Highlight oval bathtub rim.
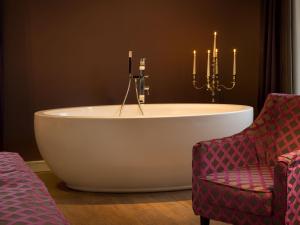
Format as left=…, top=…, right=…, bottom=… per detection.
left=34, top=103, right=253, bottom=120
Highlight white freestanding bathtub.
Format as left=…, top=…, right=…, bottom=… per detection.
left=34, top=104, right=253, bottom=192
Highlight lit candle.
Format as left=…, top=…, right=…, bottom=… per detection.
left=213, top=32, right=217, bottom=57
left=207, top=50, right=211, bottom=76
left=233, top=49, right=237, bottom=75
left=129, top=50, right=132, bottom=74
left=193, top=50, right=197, bottom=75
left=215, top=49, right=218, bottom=74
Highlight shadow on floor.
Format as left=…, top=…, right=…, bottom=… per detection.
left=37, top=171, right=192, bottom=205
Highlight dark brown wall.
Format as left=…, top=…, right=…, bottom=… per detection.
left=3, top=0, right=261, bottom=160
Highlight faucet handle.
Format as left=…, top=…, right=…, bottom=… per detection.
left=144, top=86, right=150, bottom=95
left=139, top=58, right=146, bottom=71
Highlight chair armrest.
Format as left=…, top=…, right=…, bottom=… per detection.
left=192, top=131, right=258, bottom=178
left=278, top=150, right=300, bottom=166
left=276, top=150, right=300, bottom=224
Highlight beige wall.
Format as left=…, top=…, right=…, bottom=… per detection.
left=3, top=0, right=261, bottom=160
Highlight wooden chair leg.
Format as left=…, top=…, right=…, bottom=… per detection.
left=200, top=216, right=210, bottom=225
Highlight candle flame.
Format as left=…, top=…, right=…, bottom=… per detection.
left=208, top=50, right=211, bottom=53
left=129, top=50, right=132, bottom=57
left=216, top=49, right=218, bottom=53
left=214, top=31, right=217, bottom=36
left=193, top=50, right=196, bottom=54
left=233, top=49, right=237, bottom=53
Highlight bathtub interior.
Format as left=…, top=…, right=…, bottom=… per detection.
left=37, top=104, right=252, bottom=118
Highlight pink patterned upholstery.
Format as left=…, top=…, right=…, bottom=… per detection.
left=193, top=93, right=300, bottom=224
left=0, top=152, right=70, bottom=225
left=205, top=164, right=273, bottom=193
left=278, top=150, right=300, bottom=224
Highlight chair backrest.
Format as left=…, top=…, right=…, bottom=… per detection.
left=247, top=93, right=300, bottom=165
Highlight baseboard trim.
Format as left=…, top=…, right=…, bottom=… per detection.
left=26, top=160, right=50, bottom=172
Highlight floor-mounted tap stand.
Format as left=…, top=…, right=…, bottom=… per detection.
left=119, top=51, right=149, bottom=116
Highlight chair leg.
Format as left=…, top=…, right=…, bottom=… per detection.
left=200, top=216, right=210, bottom=225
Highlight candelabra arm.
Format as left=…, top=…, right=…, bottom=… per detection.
left=193, top=82, right=206, bottom=90
left=218, top=81, right=236, bottom=90
left=192, top=74, right=206, bottom=90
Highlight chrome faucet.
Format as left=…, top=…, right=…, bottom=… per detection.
left=119, top=51, right=150, bottom=116
left=138, top=58, right=150, bottom=104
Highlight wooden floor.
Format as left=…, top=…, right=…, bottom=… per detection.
left=37, top=171, right=230, bottom=225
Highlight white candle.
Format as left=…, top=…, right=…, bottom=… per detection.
left=215, top=49, right=218, bottom=74
left=213, top=32, right=217, bottom=57
left=193, top=50, right=197, bottom=75
left=207, top=50, right=211, bottom=76
left=233, top=49, right=237, bottom=75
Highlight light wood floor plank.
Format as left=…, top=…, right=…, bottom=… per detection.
left=37, top=171, right=230, bottom=225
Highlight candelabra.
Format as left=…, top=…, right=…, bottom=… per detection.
left=192, top=32, right=237, bottom=103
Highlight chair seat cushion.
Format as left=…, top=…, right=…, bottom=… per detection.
left=197, top=164, right=274, bottom=216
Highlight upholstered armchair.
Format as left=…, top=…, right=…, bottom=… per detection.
left=192, top=93, right=300, bottom=225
